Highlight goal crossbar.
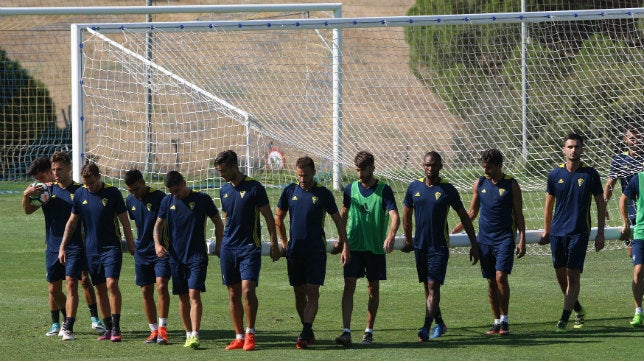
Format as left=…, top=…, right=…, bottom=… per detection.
left=73, top=7, right=644, bottom=33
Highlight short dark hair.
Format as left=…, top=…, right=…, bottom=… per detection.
left=164, top=170, right=185, bottom=188
left=481, top=148, right=503, bottom=166
left=50, top=151, right=71, bottom=166
left=563, top=133, right=584, bottom=146
left=27, top=157, right=51, bottom=177
left=213, top=150, right=238, bottom=168
left=354, top=151, right=374, bottom=169
left=295, top=156, right=315, bottom=171
left=124, top=169, right=144, bottom=186
left=424, top=151, right=443, bottom=165
left=626, top=122, right=642, bottom=134
left=80, top=163, right=100, bottom=178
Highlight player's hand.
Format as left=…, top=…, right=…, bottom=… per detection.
left=340, top=247, right=350, bottom=267
left=269, top=243, right=281, bottom=262
left=383, top=237, right=395, bottom=254
left=594, top=233, right=605, bottom=252
left=400, top=242, right=413, bottom=253
left=469, top=245, right=480, bottom=265
left=24, top=183, right=41, bottom=198
left=330, top=242, right=343, bottom=255
left=515, top=242, right=526, bottom=259
left=155, top=243, right=168, bottom=258
left=620, top=226, right=632, bottom=241
left=58, top=247, right=67, bottom=264
left=538, top=232, right=550, bottom=245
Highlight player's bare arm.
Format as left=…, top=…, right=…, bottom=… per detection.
left=210, top=211, right=224, bottom=257
left=511, top=179, right=527, bottom=258
left=274, top=207, right=289, bottom=257
left=401, top=205, right=414, bottom=253
left=539, top=193, right=555, bottom=245
left=383, top=209, right=400, bottom=254
left=259, top=204, right=280, bottom=262
left=58, top=212, right=80, bottom=264
left=451, top=179, right=480, bottom=234
left=153, top=217, right=168, bottom=258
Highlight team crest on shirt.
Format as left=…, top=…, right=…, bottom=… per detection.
left=101, top=198, right=108, bottom=206
left=82, top=199, right=88, bottom=205
left=434, top=192, right=441, bottom=200
left=312, top=196, right=318, bottom=204
left=240, top=191, right=246, bottom=199
left=292, top=195, right=298, bottom=201
left=189, top=202, right=196, bottom=210
left=558, top=178, right=564, bottom=183
left=223, top=193, right=229, bottom=198
left=131, top=206, right=136, bottom=211
left=414, top=192, right=421, bottom=197
left=577, top=178, right=584, bottom=187
left=146, top=203, right=152, bottom=212
left=170, top=205, right=176, bottom=210
left=499, top=188, right=505, bottom=196
left=481, top=189, right=487, bottom=194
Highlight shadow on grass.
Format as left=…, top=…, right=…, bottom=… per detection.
left=247, top=317, right=643, bottom=351
left=117, top=316, right=642, bottom=351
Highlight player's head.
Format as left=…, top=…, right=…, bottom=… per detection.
left=481, top=148, right=504, bottom=178
left=125, top=169, right=148, bottom=200
left=562, top=132, right=584, bottom=162
left=214, top=150, right=240, bottom=182
left=164, top=170, right=189, bottom=199
left=80, top=163, right=102, bottom=193
left=295, top=156, right=316, bottom=190
left=354, top=151, right=375, bottom=184
left=423, top=151, right=443, bottom=179
left=50, top=151, right=72, bottom=184
left=27, top=157, right=53, bottom=183
left=563, top=132, right=584, bottom=147
left=625, top=122, right=643, bottom=153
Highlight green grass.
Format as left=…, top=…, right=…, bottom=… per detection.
left=1, top=192, right=640, bottom=361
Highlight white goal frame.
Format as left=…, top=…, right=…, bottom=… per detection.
left=64, top=3, right=343, bottom=184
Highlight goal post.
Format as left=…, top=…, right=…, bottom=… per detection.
left=71, top=8, right=644, bottom=250
left=63, top=3, right=344, bottom=182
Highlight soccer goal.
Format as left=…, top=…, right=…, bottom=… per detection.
left=71, top=8, right=644, bottom=250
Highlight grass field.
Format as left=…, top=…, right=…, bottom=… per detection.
left=1, top=191, right=641, bottom=361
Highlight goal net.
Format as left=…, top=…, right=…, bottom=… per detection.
left=0, top=4, right=340, bottom=183
left=73, top=8, right=644, bottom=252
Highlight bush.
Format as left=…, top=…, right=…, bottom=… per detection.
left=0, top=49, right=57, bottom=179
left=405, top=0, right=644, bottom=170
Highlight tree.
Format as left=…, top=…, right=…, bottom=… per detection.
left=0, top=49, right=57, bottom=178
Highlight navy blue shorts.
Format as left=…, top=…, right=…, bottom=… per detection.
left=45, top=250, right=65, bottom=283
left=64, top=248, right=87, bottom=281
left=414, top=248, right=449, bottom=285
left=343, top=250, right=387, bottom=281
left=86, top=248, right=123, bottom=285
left=220, top=245, right=262, bottom=286
left=478, top=241, right=515, bottom=279
left=287, top=247, right=327, bottom=286
left=135, top=255, right=171, bottom=287
left=550, top=234, right=589, bottom=272
left=632, top=239, right=644, bottom=266
left=170, top=261, right=207, bottom=295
